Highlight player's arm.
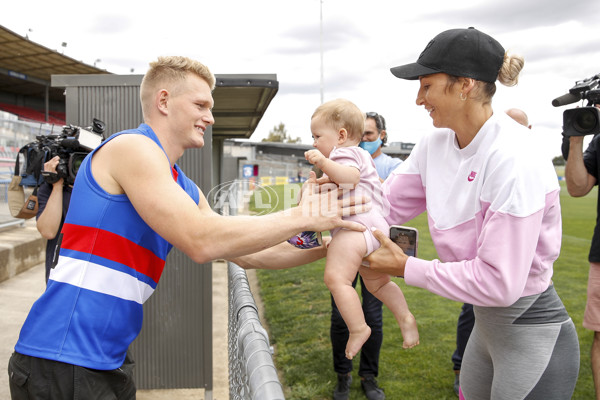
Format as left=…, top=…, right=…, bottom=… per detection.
left=94, top=135, right=366, bottom=264
left=231, top=240, right=328, bottom=270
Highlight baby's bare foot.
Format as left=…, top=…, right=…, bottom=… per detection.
left=345, top=325, right=371, bottom=359
left=400, top=313, right=419, bottom=349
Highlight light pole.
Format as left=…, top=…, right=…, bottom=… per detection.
left=320, top=0, right=324, bottom=104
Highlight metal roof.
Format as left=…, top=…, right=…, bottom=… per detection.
left=0, top=25, right=109, bottom=103
left=212, top=75, right=278, bottom=138
left=0, top=25, right=279, bottom=139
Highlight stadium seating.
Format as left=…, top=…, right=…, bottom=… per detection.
left=0, top=102, right=65, bottom=125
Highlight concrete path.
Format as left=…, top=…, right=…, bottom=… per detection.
left=0, top=261, right=46, bottom=400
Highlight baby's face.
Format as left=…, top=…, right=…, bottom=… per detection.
left=310, top=116, right=340, bottom=158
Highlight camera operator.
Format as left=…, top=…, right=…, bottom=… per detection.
left=35, top=155, right=72, bottom=283
left=564, top=103, right=600, bottom=400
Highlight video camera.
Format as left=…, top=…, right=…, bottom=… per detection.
left=552, top=73, right=600, bottom=137
left=28, top=118, right=106, bottom=186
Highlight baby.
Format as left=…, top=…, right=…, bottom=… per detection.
left=305, top=98, right=419, bottom=359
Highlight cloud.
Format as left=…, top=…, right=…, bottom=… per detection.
left=278, top=81, right=320, bottom=96
left=3, top=0, right=599, bottom=162
left=275, top=61, right=368, bottom=96
left=420, top=0, right=600, bottom=32
left=88, top=14, right=133, bottom=35
left=272, top=19, right=367, bottom=55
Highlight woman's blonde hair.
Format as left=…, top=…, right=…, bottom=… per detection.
left=497, top=52, right=524, bottom=87
left=446, top=52, right=524, bottom=104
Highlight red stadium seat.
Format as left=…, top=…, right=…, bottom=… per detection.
left=0, top=102, right=65, bottom=125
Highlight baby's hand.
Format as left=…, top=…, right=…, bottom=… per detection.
left=305, top=149, right=325, bottom=167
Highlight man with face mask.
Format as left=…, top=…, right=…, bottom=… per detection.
left=360, top=112, right=402, bottom=181
left=330, top=112, right=401, bottom=400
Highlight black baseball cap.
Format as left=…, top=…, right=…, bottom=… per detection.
left=390, top=27, right=505, bottom=83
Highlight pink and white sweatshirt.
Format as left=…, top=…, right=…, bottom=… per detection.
left=382, top=112, right=561, bottom=307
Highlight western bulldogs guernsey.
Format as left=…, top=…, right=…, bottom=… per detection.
left=15, top=124, right=199, bottom=370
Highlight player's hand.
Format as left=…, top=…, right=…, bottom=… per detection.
left=295, top=175, right=370, bottom=232
left=316, top=175, right=333, bottom=186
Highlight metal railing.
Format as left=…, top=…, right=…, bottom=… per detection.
left=0, top=219, right=25, bottom=230
left=228, top=263, right=284, bottom=400
left=217, top=180, right=285, bottom=400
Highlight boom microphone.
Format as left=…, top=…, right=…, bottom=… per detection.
left=60, top=137, right=80, bottom=148
left=552, top=92, right=582, bottom=107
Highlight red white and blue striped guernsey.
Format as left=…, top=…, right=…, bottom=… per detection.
left=15, top=123, right=200, bottom=370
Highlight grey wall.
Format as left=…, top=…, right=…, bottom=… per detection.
left=52, top=74, right=144, bottom=135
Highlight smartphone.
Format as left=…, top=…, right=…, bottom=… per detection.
left=390, top=225, right=418, bottom=257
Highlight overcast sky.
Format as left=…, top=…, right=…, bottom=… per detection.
left=5, top=0, right=600, bottom=160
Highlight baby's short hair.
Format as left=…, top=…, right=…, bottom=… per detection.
left=311, top=99, right=365, bottom=141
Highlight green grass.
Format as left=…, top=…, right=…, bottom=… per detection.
left=248, top=183, right=301, bottom=215
left=250, top=181, right=597, bottom=399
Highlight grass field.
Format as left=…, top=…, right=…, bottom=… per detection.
left=249, top=179, right=596, bottom=399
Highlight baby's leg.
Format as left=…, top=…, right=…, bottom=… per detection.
left=325, top=230, right=370, bottom=360
left=360, top=267, right=420, bottom=348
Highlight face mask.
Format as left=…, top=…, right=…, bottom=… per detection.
left=359, top=138, right=382, bottom=155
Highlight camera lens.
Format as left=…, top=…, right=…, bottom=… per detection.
left=72, top=157, right=83, bottom=174
left=68, top=153, right=88, bottom=179
left=575, top=108, right=599, bottom=134
left=563, top=107, right=600, bottom=137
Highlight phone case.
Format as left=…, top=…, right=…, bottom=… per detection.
left=287, top=231, right=323, bottom=249
left=390, top=225, right=418, bottom=257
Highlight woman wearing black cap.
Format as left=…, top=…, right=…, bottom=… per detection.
left=364, top=27, right=580, bottom=399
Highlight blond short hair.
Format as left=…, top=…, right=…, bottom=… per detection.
left=311, top=99, right=364, bottom=141
left=140, top=56, right=215, bottom=117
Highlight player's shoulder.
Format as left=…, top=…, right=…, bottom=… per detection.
left=107, top=131, right=156, bottom=146
left=100, top=132, right=162, bottom=157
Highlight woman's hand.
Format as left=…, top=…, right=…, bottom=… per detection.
left=363, top=228, right=409, bottom=277
left=322, top=234, right=332, bottom=248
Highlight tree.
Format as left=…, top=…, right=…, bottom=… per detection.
left=552, top=155, right=566, bottom=166
left=262, top=122, right=301, bottom=143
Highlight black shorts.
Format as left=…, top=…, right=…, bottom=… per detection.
left=8, top=351, right=136, bottom=400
